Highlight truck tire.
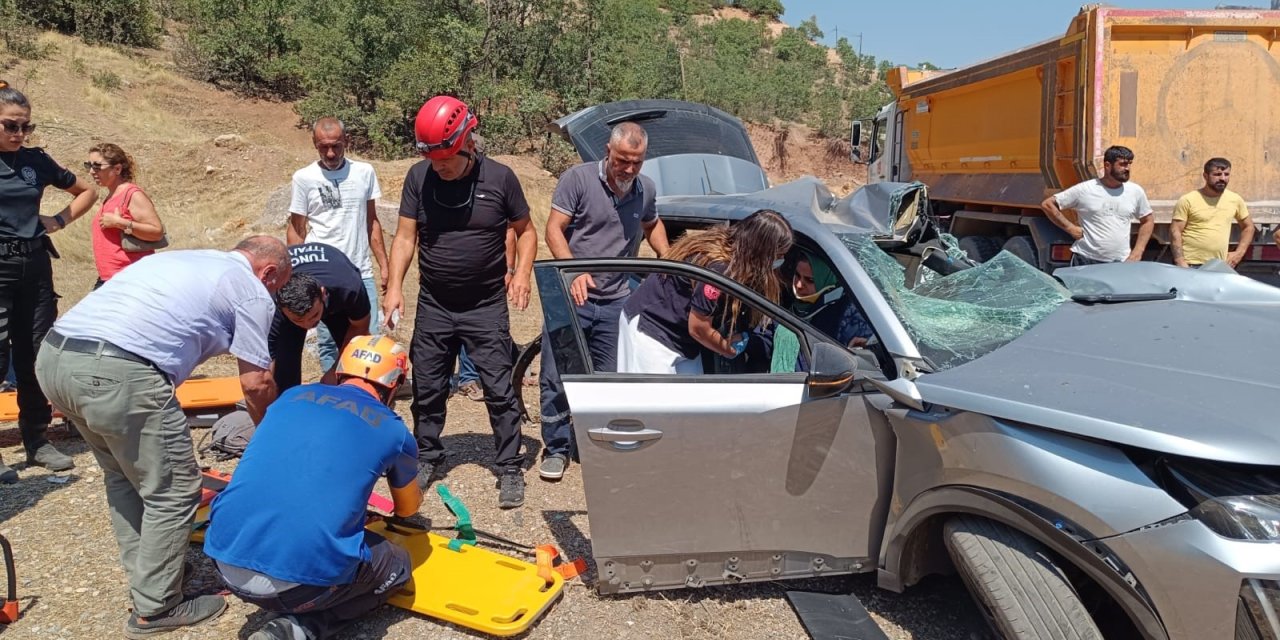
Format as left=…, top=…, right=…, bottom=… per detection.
left=944, top=515, right=1103, bottom=640
left=958, top=236, right=1002, bottom=263
left=1002, top=236, right=1039, bottom=268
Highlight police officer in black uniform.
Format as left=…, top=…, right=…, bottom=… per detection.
left=383, top=96, right=537, bottom=509
left=0, top=81, right=98, bottom=482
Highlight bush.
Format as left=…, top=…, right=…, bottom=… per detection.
left=0, top=3, right=45, bottom=58
left=91, top=69, right=122, bottom=91
left=16, top=0, right=159, bottom=47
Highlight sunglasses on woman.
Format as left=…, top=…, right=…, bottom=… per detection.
left=83, top=161, right=115, bottom=171
left=0, top=120, right=35, bottom=135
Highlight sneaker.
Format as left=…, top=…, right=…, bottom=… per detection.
left=0, top=456, right=16, bottom=484
left=26, top=442, right=74, bottom=472
left=538, top=455, right=567, bottom=481
left=497, top=468, right=525, bottom=509
left=457, top=380, right=483, bottom=402
left=124, top=594, right=226, bottom=638
left=249, top=616, right=310, bottom=640
left=416, top=460, right=439, bottom=492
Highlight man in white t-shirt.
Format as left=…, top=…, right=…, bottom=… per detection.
left=287, top=117, right=388, bottom=371
left=1041, top=145, right=1154, bottom=265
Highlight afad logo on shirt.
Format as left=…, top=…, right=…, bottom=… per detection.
left=702, top=283, right=721, bottom=301
left=20, top=167, right=37, bottom=187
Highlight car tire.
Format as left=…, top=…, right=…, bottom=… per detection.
left=1002, top=236, right=1040, bottom=268
left=958, top=236, right=1002, bottom=263
left=944, top=515, right=1103, bottom=640
left=511, top=338, right=541, bottom=426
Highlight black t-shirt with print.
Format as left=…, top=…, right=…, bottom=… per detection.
left=398, top=155, right=530, bottom=307
left=285, top=242, right=371, bottom=322
left=624, top=260, right=727, bottom=359
left=0, top=147, right=76, bottom=239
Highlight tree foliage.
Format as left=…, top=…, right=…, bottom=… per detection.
left=10, top=0, right=158, bottom=47
left=20, top=0, right=895, bottom=157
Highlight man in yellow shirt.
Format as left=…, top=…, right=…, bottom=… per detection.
left=1171, top=157, right=1254, bottom=268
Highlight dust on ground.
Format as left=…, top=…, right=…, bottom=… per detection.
left=0, top=32, right=984, bottom=640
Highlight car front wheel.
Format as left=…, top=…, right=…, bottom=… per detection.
left=944, top=515, right=1103, bottom=640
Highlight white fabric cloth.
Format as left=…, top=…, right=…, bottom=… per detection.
left=616, top=311, right=702, bottom=375
left=1054, top=179, right=1152, bottom=263
left=289, top=160, right=382, bottom=278
left=53, top=250, right=275, bottom=384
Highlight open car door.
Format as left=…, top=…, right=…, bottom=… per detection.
left=535, top=258, right=896, bottom=594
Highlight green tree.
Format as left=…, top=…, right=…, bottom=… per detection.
left=797, top=15, right=823, bottom=41
left=735, top=0, right=782, bottom=19
left=15, top=0, right=158, bottom=47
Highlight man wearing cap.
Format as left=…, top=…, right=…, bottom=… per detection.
left=383, top=95, right=537, bottom=509
left=535, top=121, right=668, bottom=481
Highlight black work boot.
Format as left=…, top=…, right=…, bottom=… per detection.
left=497, top=467, right=525, bottom=509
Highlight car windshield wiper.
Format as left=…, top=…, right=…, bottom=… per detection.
left=1071, top=288, right=1177, bottom=305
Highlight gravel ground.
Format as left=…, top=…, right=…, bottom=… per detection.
left=0, top=382, right=990, bottom=640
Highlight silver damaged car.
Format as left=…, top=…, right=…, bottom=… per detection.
left=537, top=100, right=1280, bottom=640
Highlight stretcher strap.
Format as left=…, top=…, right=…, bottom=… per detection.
left=534, top=544, right=587, bottom=585
left=436, top=485, right=477, bottom=551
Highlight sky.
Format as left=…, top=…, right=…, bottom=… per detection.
left=780, top=0, right=1260, bottom=69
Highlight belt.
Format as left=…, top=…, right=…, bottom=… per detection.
left=0, top=237, right=46, bottom=257
left=44, top=329, right=154, bottom=367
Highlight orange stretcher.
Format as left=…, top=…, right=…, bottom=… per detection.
left=0, top=376, right=243, bottom=422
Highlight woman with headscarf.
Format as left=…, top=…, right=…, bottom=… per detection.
left=772, top=250, right=876, bottom=372
left=617, top=208, right=793, bottom=374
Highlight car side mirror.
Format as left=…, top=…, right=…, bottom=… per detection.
left=806, top=341, right=858, bottom=400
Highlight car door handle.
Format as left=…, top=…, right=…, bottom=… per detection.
left=587, top=423, right=663, bottom=450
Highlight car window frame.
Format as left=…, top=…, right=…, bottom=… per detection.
left=534, top=257, right=878, bottom=384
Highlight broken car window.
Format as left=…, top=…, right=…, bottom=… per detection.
left=840, top=234, right=1071, bottom=370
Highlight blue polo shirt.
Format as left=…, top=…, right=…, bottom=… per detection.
left=205, top=383, right=418, bottom=586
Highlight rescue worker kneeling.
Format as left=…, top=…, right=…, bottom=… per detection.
left=205, top=336, right=421, bottom=640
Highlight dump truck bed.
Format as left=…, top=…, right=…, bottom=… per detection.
left=894, top=6, right=1280, bottom=226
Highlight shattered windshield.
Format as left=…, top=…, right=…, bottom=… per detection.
left=840, top=234, right=1072, bottom=370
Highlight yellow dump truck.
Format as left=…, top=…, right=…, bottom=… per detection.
left=859, top=4, right=1280, bottom=280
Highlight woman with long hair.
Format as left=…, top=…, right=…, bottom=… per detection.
left=618, top=208, right=793, bottom=374
left=87, top=143, right=165, bottom=287
left=0, top=80, right=97, bottom=482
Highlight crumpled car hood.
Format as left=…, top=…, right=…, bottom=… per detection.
left=915, top=297, right=1280, bottom=465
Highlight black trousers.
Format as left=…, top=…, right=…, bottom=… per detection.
left=269, top=314, right=351, bottom=394
left=225, top=531, right=410, bottom=640
left=411, top=290, right=522, bottom=469
left=0, top=247, right=57, bottom=449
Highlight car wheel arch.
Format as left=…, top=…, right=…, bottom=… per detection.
left=878, top=485, right=1168, bottom=640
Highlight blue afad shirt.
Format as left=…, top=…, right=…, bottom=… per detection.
left=205, top=383, right=418, bottom=586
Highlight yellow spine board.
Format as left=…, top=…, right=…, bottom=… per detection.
left=367, top=520, right=564, bottom=637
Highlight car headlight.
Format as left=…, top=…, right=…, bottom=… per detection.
left=1162, top=459, right=1280, bottom=542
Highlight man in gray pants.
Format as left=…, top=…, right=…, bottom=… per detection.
left=35, top=236, right=288, bottom=638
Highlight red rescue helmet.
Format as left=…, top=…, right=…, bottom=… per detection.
left=414, top=96, right=477, bottom=160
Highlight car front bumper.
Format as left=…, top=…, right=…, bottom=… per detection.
left=1105, top=517, right=1280, bottom=640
